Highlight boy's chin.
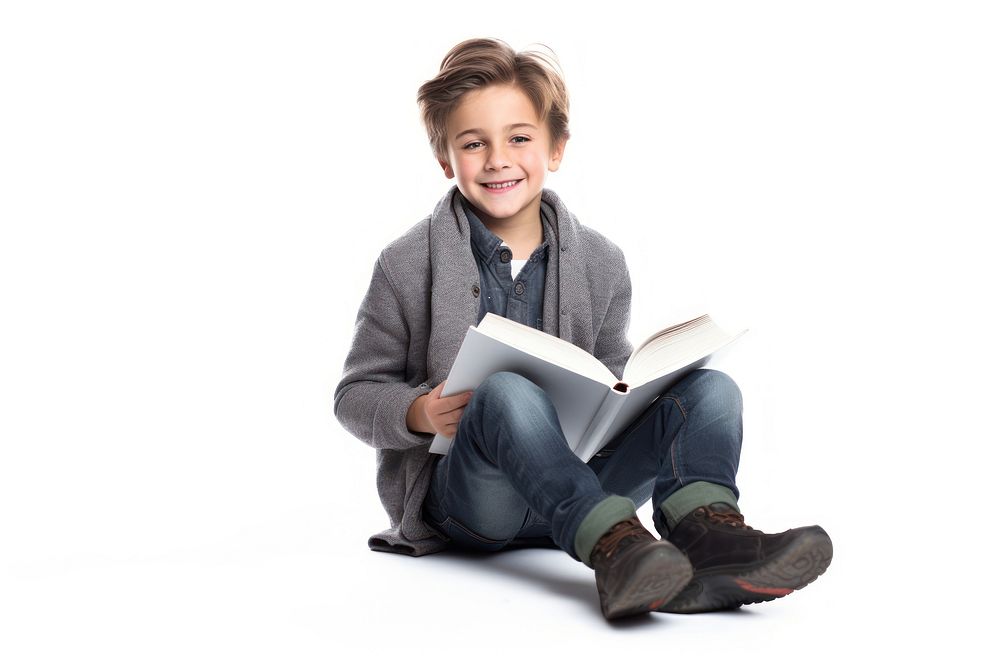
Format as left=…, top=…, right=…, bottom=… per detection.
left=468, top=200, right=524, bottom=223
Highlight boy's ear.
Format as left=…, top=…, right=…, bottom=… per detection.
left=548, top=133, right=569, bottom=172
left=437, top=156, right=455, bottom=179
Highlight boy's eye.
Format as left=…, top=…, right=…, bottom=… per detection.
left=463, top=136, right=531, bottom=150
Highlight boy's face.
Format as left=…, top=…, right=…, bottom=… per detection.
left=438, top=84, right=567, bottom=229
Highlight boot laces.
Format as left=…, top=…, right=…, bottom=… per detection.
left=701, top=505, right=755, bottom=531
left=596, top=518, right=647, bottom=559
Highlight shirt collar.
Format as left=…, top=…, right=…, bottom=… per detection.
left=460, top=194, right=552, bottom=264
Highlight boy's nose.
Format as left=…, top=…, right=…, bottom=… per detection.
left=484, top=146, right=512, bottom=170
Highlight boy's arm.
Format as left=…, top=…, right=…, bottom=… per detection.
left=334, top=254, right=434, bottom=450
left=593, top=249, right=634, bottom=380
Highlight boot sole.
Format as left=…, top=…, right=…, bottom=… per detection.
left=658, top=526, right=833, bottom=614
left=602, top=545, right=694, bottom=620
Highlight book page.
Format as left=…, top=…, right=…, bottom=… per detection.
left=622, top=315, right=748, bottom=387
left=476, top=313, right=618, bottom=385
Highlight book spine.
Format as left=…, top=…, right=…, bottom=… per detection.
left=575, top=384, right=629, bottom=462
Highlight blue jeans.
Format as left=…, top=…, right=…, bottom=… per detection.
left=422, top=368, right=743, bottom=562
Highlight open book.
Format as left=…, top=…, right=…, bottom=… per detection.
left=428, top=313, right=748, bottom=462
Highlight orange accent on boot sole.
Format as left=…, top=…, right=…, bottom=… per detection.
left=735, top=579, right=793, bottom=596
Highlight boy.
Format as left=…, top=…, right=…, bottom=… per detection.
left=334, top=37, right=833, bottom=620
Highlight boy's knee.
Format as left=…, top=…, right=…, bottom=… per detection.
left=474, top=371, right=542, bottom=410
left=469, top=371, right=556, bottom=447
left=688, top=368, right=743, bottom=412
left=480, top=370, right=533, bottom=392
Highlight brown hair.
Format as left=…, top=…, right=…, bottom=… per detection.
left=417, top=38, right=570, bottom=162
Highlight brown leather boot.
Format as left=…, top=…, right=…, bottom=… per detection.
left=657, top=503, right=833, bottom=613
left=590, top=516, right=693, bottom=620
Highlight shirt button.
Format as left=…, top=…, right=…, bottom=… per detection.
left=514, top=282, right=525, bottom=295
left=499, top=249, right=512, bottom=263
left=471, top=284, right=480, bottom=297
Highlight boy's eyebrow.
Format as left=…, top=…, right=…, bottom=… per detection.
left=454, top=123, right=538, bottom=141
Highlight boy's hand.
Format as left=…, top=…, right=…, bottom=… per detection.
left=413, top=381, right=474, bottom=438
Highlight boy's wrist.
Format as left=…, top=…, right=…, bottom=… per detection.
left=406, top=393, right=434, bottom=435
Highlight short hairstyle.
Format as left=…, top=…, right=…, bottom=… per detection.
left=417, top=38, right=571, bottom=162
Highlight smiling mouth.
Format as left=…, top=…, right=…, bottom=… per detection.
left=481, top=179, right=523, bottom=192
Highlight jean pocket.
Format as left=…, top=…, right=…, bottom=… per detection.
left=439, top=516, right=511, bottom=552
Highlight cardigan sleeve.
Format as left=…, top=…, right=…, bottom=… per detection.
left=334, top=253, right=434, bottom=451
left=593, top=248, right=634, bottom=381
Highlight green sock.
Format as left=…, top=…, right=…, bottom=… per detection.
left=573, top=495, right=636, bottom=568
left=658, top=481, right=739, bottom=533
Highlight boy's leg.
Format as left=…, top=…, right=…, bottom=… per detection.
left=588, top=368, right=832, bottom=613
left=587, top=368, right=743, bottom=529
left=422, top=370, right=693, bottom=619
left=424, top=370, right=637, bottom=560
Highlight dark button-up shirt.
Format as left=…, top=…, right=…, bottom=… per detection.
left=461, top=195, right=551, bottom=330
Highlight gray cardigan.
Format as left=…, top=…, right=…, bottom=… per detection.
left=333, top=184, right=634, bottom=556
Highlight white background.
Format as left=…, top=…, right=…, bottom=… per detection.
left=1, top=1, right=997, bottom=664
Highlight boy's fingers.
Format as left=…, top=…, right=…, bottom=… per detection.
left=445, top=409, right=465, bottom=432
left=441, top=392, right=473, bottom=411
left=452, top=390, right=473, bottom=404
left=433, top=404, right=466, bottom=422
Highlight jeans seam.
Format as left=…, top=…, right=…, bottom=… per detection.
left=664, top=394, right=688, bottom=486
left=598, top=393, right=667, bottom=459
left=518, top=507, right=541, bottom=532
